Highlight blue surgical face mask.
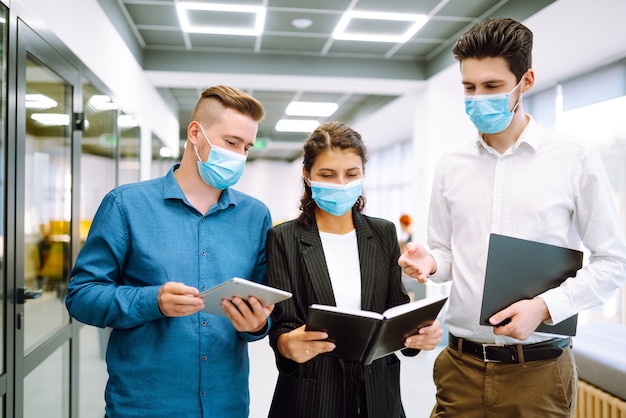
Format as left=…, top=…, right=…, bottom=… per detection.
left=464, top=79, right=523, bottom=134
left=194, top=124, right=246, bottom=190
left=309, top=178, right=363, bottom=217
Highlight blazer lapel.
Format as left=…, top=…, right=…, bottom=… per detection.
left=353, top=212, right=387, bottom=312
left=299, top=223, right=337, bottom=306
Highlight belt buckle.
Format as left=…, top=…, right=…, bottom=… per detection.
left=481, top=343, right=504, bottom=362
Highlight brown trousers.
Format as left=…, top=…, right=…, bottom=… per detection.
left=430, top=345, right=577, bottom=417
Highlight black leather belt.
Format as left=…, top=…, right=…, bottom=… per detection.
left=448, top=333, right=571, bottom=363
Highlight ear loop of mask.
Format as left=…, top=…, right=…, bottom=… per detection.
left=194, top=124, right=212, bottom=163
left=509, top=74, right=526, bottom=114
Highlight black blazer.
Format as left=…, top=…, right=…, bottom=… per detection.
left=266, top=210, right=417, bottom=418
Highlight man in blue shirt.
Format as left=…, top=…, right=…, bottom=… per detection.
left=66, top=85, right=273, bottom=418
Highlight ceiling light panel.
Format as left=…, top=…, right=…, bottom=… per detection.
left=176, top=2, right=266, bottom=36
left=333, top=11, right=428, bottom=43
left=31, top=113, right=70, bottom=126
left=87, top=95, right=118, bottom=112
left=118, top=114, right=139, bottom=128
left=25, top=94, right=57, bottom=110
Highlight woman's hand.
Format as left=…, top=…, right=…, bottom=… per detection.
left=277, top=324, right=336, bottom=363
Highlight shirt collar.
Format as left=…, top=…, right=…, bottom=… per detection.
left=474, top=115, right=540, bottom=156
left=164, top=164, right=184, bottom=200
left=163, top=163, right=239, bottom=211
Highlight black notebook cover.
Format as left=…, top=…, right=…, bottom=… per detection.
left=305, top=296, right=448, bottom=365
left=479, top=234, right=583, bottom=336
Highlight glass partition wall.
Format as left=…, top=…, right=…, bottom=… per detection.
left=22, top=52, right=73, bottom=418
left=1, top=8, right=144, bottom=417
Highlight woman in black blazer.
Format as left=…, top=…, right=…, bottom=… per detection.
left=266, top=122, right=442, bottom=418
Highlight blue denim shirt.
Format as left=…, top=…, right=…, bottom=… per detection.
left=66, top=164, right=272, bottom=418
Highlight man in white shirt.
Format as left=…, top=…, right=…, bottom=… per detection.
left=399, top=17, right=626, bottom=418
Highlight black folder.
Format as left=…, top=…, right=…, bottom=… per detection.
left=479, top=234, right=583, bottom=336
left=306, top=296, right=448, bottom=365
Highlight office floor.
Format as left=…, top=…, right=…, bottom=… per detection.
left=76, top=325, right=441, bottom=418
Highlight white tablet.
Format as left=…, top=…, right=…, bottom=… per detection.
left=200, top=277, right=292, bottom=317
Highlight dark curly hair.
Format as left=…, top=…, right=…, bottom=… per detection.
left=298, top=121, right=368, bottom=227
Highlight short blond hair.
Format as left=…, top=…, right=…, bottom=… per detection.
left=191, top=85, right=264, bottom=125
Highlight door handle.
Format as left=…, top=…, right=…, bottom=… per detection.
left=16, top=287, right=44, bottom=304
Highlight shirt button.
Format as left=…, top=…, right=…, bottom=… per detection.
left=202, top=355, right=207, bottom=361
left=201, top=391, right=206, bottom=396
left=201, top=250, right=206, bottom=256
left=202, top=320, right=207, bottom=326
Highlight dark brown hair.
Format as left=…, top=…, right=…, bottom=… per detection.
left=191, top=85, right=264, bottom=124
left=298, top=121, right=367, bottom=227
left=452, top=18, right=533, bottom=82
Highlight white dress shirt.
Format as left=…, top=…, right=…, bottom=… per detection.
left=428, top=116, right=626, bottom=344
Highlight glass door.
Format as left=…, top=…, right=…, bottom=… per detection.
left=13, top=20, right=80, bottom=418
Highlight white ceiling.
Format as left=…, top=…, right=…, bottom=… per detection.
left=98, top=0, right=559, bottom=160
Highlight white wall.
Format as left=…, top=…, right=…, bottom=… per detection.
left=236, top=159, right=303, bottom=224
left=402, top=66, right=474, bottom=243
left=527, top=0, right=626, bottom=93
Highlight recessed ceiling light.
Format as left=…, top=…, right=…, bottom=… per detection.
left=176, top=2, right=266, bottom=36
left=26, top=94, right=57, bottom=110
left=87, top=95, right=118, bottom=111
left=118, top=114, right=138, bottom=128
left=291, top=18, right=313, bottom=30
left=31, top=113, right=70, bottom=126
left=286, top=101, right=338, bottom=117
left=275, top=119, right=320, bottom=133
left=332, top=11, right=428, bottom=43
